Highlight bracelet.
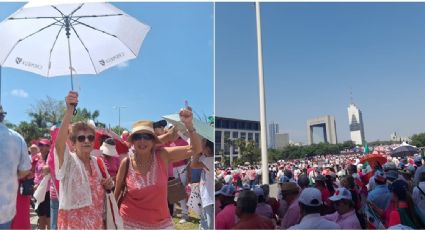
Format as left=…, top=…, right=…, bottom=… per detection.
left=187, top=128, right=196, bottom=133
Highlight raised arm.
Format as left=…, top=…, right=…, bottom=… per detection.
left=162, top=107, right=202, bottom=163
left=55, top=91, right=78, bottom=169
left=157, top=126, right=179, bottom=144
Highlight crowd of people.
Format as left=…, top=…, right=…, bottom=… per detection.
left=0, top=91, right=214, bottom=230
left=215, top=151, right=425, bottom=229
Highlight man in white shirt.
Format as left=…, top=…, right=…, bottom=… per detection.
left=191, top=139, right=214, bottom=230
left=289, top=188, right=341, bottom=229
left=0, top=106, right=31, bottom=228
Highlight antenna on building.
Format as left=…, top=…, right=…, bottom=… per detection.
left=350, top=86, right=353, bottom=105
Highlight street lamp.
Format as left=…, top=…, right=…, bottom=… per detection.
left=113, top=106, right=127, bottom=128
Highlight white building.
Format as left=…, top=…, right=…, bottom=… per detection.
left=390, top=132, right=411, bottom=143
left=215, top=116, right=260, bottom=164
left=307, top=115, right=338, bottom=145
left=268, top=122, right=279, bottom=148
left=275, top=133, right=289, bottom=149
left=347, top=103, right=365, bottom=145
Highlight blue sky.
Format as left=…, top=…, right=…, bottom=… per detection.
left=216, top=2, right=425, bottom=143
left=1, top=2, right=213, bottom=130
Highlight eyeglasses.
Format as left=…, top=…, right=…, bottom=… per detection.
left=132, top=133, right=154, bottom=141
left=77, top=135, right=95, bottom=143
left=38, top=144, right=50, bottom=147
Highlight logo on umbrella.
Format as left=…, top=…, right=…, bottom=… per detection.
left=15, top=57, right=42, bottom=70
left=98, top=52, right=125, bottom=67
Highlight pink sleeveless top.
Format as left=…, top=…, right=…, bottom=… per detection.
left=120, top=149, right=173, bottom=229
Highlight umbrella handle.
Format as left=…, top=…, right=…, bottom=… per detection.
left=71, top=103, right=77, bottom=115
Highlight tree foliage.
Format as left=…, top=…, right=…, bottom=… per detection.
left=111, top=126, right=126, bottom=136
left=7, top=96, right=105, bottom=145
left=233, top=139, right=260, bottom=166
left=411, top=133, right=425, bottom=147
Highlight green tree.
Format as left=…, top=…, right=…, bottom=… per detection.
left=111, top=126, right=126, bottom=136
left=29, top=96, right=65, bottom=127
left=15, top=121, right=44, bottom=144
left=233, top=139, right=260, bottom=166
left=411, top=133, right=425, bottom=147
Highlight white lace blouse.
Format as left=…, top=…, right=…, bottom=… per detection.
left=54, top=145, right=102, bottom=210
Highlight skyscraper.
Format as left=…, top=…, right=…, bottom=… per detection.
left=347, top=103, right=365, bottom=145
left=268, top=122, right=279, bottom=149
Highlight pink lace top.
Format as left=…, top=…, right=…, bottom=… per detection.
left=119, top=149, right=173, bottom=229
left=57, top=159, right=105, bottom=229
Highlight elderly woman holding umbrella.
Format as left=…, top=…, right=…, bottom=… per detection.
left=54, top=91, right=114, bottom=229
left=114, top=105, right=202, bottom=229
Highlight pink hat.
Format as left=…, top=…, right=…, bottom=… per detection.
left=38, top=138, right=51, bottom=145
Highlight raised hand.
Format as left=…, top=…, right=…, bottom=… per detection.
left=179, top=106, right=193, bottom=129
left=65, top=91, right=78, bottom=111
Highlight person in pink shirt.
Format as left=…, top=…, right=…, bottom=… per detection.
left=324, top=187, right=361, bottom=229
left=215, top=185, right=237, bottom=229
left=115, top=108, right=201, bottom=229
left=99, top=138, right=121, bottom=181
left=34, top=139, right=51, bottom=229
left=280, top=182, right=301, bottom=229
left=46, top=126, right=60, bottom=229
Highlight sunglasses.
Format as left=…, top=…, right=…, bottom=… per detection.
left=132, top=133, right=154, bottom=141
left=77, top=135, right=95, bottom=143
left=38, top=144, right=50, bottom=147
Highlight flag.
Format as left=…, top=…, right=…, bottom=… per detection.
left=364, top=143, right=369, bottom=154
left=362, top=161, right=374, bottom=184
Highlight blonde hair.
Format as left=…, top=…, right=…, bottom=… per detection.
left=69, top=122, right=96, bottom=143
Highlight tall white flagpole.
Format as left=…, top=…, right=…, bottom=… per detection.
left=256, top=2, right=269, bottom=184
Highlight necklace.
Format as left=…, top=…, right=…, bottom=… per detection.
left=133, top=153, right=153, bottom=176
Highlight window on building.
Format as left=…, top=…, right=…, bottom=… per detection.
left=215, top=131, right=222, bottom=151
left=223, top=120, right=229, bottom=129
left=232, top=132, right=238, bottom=139
left=230, top=120, right=237, bottom=129
left=240, top=132, right=246, bottom=140
left=248, top=133, right=253, bottom=141
left=255, top=133, right=259, bottom=145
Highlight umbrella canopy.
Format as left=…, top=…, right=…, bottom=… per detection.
left=391, top=145, right=418, bottom=157
left=0, top=2, right=150, bottom=84
left=360, top=154, right=387, bottom=170
left=162, top=113, right=213, bottom=142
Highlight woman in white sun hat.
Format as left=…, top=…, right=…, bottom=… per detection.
left=99, top=138, right=121, bottom=183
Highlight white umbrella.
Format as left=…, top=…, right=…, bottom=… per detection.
left=162, top=113, right=214, bottom=142
left=0, top=1, right=150, bottom=104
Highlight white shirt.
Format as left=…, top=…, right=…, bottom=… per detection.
left=289, top=213, right=341, bottom=229
left=54, top=145, right=103, bottom=210
left=0, top=124, right=31, bottom=224
left=199, top=155, right=214, bottom=208
left=413, top=181, right=425, bottom=217
left=224, top=174, right=232, bottom=184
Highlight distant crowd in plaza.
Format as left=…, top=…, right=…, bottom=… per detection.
left=0, top=91, right=214, bottom=230
left=215, top=150, right=425, bottom=229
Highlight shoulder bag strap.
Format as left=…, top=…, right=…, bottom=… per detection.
left=418, top=185, right=425, bottom=197
left=96, top=156, right=107, bottom=179
left=121, top=157, right=130, bottom=193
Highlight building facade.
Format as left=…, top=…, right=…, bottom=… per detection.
left=347, top=103, right=365, bottom=145
left=268, top=122, right=279, bottom=149
left=215, top=116, right=260, bottom=162
left=307, top=115, right=338, bottom=145
left=275, top=133, right=290, bottom=149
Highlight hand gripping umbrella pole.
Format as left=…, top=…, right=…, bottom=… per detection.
left=64, top=16, right=77, bottom=115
